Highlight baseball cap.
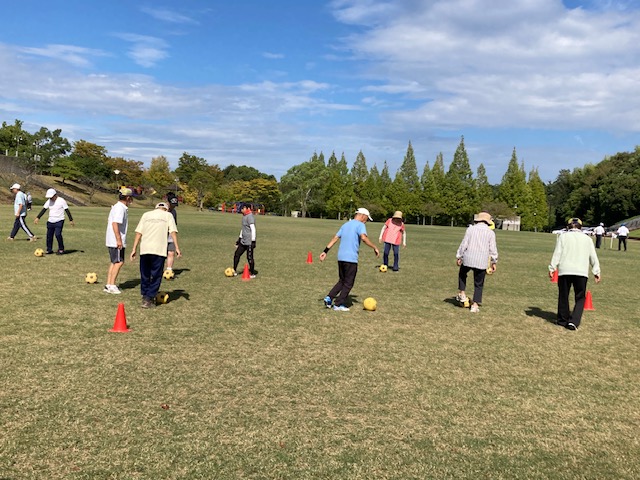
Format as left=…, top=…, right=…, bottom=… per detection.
left=155, top=202, right=169, bottom=210
left=355, top=207, right=373, bottom=221
left=118, top=187, right=133, bottom=199
left=10, top=183, right=20, bottom=190
left=45, top=188, right=57, bottom=198
left=169, top=196, right=178, bottom=205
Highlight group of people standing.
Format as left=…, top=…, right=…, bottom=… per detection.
left=105, top=188, right=181, bottom=308
left=593, top=222, right=630, bottom=251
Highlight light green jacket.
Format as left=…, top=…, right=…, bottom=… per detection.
left=549, top=229, right=601, bottom=278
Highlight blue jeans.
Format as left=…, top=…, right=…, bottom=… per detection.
left=139, top=254, right=166, bottom=300
left=383, top=242, right=400, bottom=271
left=46, top=220, right=65, bottom=252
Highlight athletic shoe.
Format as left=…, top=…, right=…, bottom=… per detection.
left=141, top=297, right=155, bottom=309
left=105, top=285, right=122, bottom=294
left=323, top=296, right=333, bottom=308
left=233, top=272, right=238, bottom=277
left=29, top=236, right=38, bottom=242
left=456, top=293, right=468, bottom=303
left=566, top=322, right=577, bottom=330
left=103, top=285, right=111, bottom=293
left=333, top=305, right=350, bottom=311
left=6, top=237, right=14, bottom=241
left=46, top=250, right=54, bottom=255
left=470, top=304, right=480, bottom=313
left=56, top=250, right=65, bottom=255
left=250, top=274, right=257, bottom=279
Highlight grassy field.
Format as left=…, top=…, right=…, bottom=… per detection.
left=1, top=205, right=639, bottom=479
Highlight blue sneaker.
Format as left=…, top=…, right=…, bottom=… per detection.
left=333, top=305, right=350, bottom=311
left=323, top=296, right=332, bottom=308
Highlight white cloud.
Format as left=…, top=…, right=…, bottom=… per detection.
left=16, top=44, right=108, bottom=68
left=140, top=6, right=199, bottom=25
left=263, top=52, right=285, bottom=59
left=113, top=33, right=169, bottom=68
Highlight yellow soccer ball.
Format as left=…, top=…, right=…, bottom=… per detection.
left=163, top=269, right=175, bottom=280
left=363, top=297, right=377, bottom=311
left=379, top=265, right=388, bottom=273
left=224, top=267, right=236, bottom=277
left=155, top=292, right=169, bottom=304
left=85, top=272, right=98, bottom=284
left=34, top=248, right=44, bottom=257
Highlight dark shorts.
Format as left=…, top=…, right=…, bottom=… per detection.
left=108, top=247, right=126, bottom=264
left=167, top=242, right=176, bottom=253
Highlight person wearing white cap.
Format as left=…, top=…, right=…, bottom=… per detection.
left=319, top=207, right=379, bottom=311
left=104, top=187, right=134, bottom=294
left=130, top=202, right=181, bottom=308
left=7, top=183, right=37, bottom=242
left=34, top=188, right=74, bottom=254
left=593, top=222, right=605, bottom=249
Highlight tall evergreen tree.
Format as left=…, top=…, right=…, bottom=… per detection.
left=527, top=167, right=549, bottom=232
left=476, top=163, right=494, bottom=208
left=399, top=141, right=420, bottom=192
left=443, top=136, right=476, bottom=225
left=325, top=151, right=352, bottom=219
left=351, top=150, right=369, bottom=202
left=498, top=148, right=530, bottom=224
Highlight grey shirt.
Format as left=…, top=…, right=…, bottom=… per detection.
left=240, top=212, right=256, bottom=245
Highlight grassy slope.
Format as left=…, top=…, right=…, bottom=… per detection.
left=0, top=206, right=639, bottom=479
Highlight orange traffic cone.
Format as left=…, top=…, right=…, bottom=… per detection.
left=306, top=251, right=313, bottom=264
left=551, top=270, right=558, bottom=283
left=241, top=263, right=251, bottom=281
left=584, top=290, right=594, bottom=311
left=110, top=303, right=130, bottom=332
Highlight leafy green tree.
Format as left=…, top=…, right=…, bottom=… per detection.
left=398, top=141, right=420, bottom=192
left=144, top=156, right=174, bottom=194
left=223, top=164, right=276, bottom=182
left=280, top=155, right=328, bottom=217
left=443, top=136, right=476, bottom=225
left=175, top=153, right=208, bottom=184
left=420, top=161, right=443, bottom=225
left=50, top=157, right=82, bottom=184
left=107, top=157, right=145, bottom=189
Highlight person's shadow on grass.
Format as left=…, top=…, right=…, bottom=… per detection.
left=525, top=306, right=558, bottom=325
left=172, top=268, right=190, bottom=278
left=443, top=297, right=461, bottom=307
left=119, top=278, right=141, bottom=290
left=169, top=289, right=189, bottom=302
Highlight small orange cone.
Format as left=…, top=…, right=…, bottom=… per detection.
left=306, top=251, right=313, bottom=264
left=551, top=270, right=558, bottom=283
left=584, top=290, right=594, bottom=311
left=110, top=303, right=130, bottom=332
left=241, top=263, right=251, bottom=281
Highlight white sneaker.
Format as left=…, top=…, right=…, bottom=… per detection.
left=109, top=285, right=122, bottom=294
left=333, top=305, right=350, bottom=311
left=470, top=304, right=480, bottom=313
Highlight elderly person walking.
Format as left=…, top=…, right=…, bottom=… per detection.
left=455, top=211, right=498, bottom=313
left=549, top=218, right=601, bottom=331
left=34, top=188, right=74, bottom=254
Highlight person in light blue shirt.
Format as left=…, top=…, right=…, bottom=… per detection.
left=319, top=208, right=380, bottom=311
left=7, top=183, right=36, bottom=241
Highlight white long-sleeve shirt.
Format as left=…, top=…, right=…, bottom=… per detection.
left=456, top=222, right=498, bottom=270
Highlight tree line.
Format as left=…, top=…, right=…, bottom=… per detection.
left=2, top=119, right=638, bottom=229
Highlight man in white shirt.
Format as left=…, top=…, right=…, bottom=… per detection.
left=104, top=188, right=133, bottom=294
left=34, top=188, right=74, bottom=254
left=593, top=223, right=605, bottom=249
left=617, top=223, right=630, bottom=251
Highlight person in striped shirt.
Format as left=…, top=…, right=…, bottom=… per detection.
left=455, top=211, right=498, bottom=313
left=379, top=210, right=406, bottom=271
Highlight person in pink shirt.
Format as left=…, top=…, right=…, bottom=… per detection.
left=379, top=210, right=406, bottom=271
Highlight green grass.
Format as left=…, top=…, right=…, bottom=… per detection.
left=1, top=206, right=639, bottom=479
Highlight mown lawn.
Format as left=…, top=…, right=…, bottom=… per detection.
left=1, top=205, right=639, bottom=479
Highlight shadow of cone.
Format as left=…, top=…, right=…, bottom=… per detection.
left=551, top=270, right=558, bottom=283
left=306, top=251, right=313, bottom=264
left=584, top=290, right=594, bottom=311
left=110, top=303, right=130, bottom=332
left=241, top=263, right=251, bottom=281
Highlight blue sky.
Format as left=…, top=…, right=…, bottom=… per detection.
left=2, top=0, right=640, bottom=183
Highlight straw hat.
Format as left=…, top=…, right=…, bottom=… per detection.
left=473, top=212, right=492, bottom=224
left=392, top=211, right=403, bottom=219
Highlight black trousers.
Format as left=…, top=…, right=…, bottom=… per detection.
left=328, top=261, right=358, bottom=307
left=46, top=220, right=65, bottom=252
left=595, top=235, right=602, bottom=249
left=10, top=216, right=34, bottom=239
left=458, top=265, right=487, bottom=305
left=557, top=275, right=588, bottom=327
left=233, top=243, right=255, bottom=274
left=618, top=236, right=627, bottom=251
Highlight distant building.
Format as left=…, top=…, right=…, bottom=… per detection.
left=502, top=216, right=521, bottom=231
